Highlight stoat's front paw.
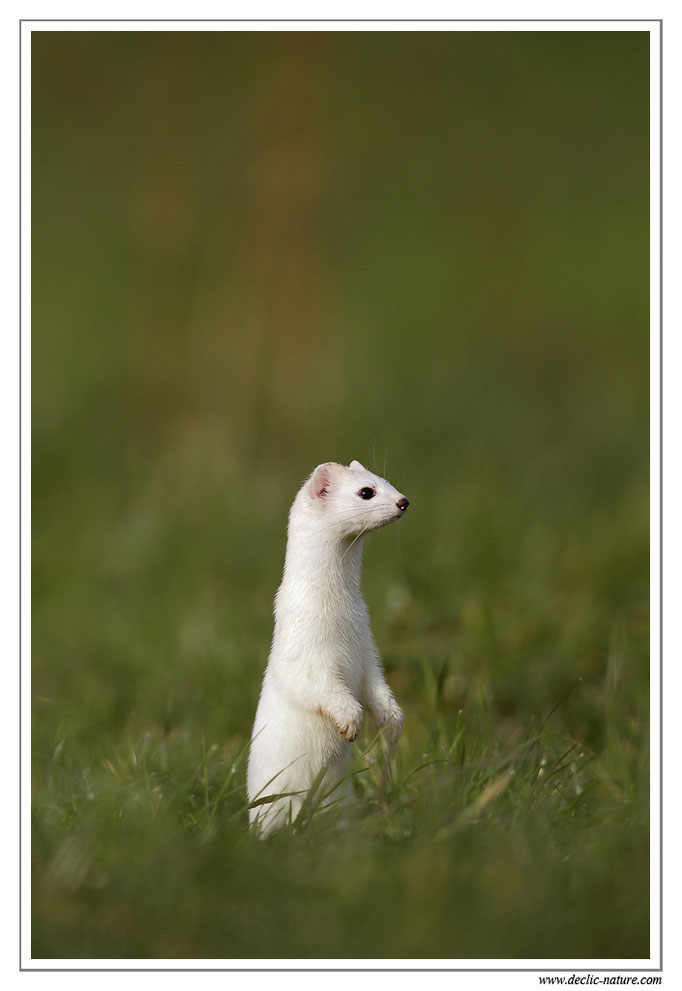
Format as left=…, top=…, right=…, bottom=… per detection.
left=372, top=695, right=403, bottom=748
left=332, top=700, right=364, bottom=743
left=383, top=698, right=403, bottom=748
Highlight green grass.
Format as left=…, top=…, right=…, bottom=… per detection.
left=32, top=634, right=649, bottom=959
left=31, top=29, right=650, bottom=959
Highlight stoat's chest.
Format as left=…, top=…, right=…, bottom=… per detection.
left=276, top=581, right=370, bottom=687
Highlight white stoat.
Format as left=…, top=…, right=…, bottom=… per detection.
left=247, top=459, right=409, bottom=836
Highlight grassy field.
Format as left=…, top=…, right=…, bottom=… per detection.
left=31, top=30, right=650, bottom=959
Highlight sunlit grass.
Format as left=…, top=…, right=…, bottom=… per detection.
left=32, top=626, right=649, bottom=959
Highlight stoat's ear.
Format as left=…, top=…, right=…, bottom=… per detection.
left=309, top=463, right=334, bottom=499
left=350, top=460, right=366, bottom=472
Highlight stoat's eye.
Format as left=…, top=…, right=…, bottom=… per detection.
left=358, top=487, right=376, bottom=500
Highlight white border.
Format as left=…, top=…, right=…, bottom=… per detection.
left=18, top=19, right=659, bottom=31
left=649, top=16, right=662, bottom=975
left=18, top=14, right=662, bottom=976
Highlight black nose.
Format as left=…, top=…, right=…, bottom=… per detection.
left=397, top=497, right=409, bottom=511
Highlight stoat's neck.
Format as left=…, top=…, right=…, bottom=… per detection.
left=280, top=524, right=365, bottom=602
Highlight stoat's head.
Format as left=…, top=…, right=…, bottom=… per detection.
left=299, top=459, right=409, bottom=539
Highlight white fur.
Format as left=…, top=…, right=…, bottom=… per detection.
left=247, top=459, right=408, bottom=836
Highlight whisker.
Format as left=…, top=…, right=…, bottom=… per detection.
left=395, top=515, right=404, bottom=569
left=341, top=523, right=371, bottom=563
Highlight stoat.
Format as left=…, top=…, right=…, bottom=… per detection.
left=247, top=460, right=409, bottom=836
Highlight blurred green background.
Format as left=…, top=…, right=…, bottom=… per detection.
left=32, top=30, right=650, bottom=960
